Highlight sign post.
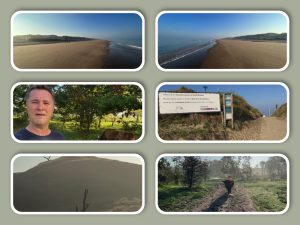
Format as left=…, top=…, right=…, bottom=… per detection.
left=223, top=93, right=234, bottom=129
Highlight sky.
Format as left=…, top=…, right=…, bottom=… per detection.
left=159, top=84, right=287, bottom=116
left=13, top=155, right=143, bottom=173
left=165, top=156, right=275, bottom=168
left=13, top=13, right=142, bottom=41
left=158, top=13, right=287, bottom=40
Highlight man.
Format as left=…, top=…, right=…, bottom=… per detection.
left=14, top=85, right=64, bottom=140
left=223, top=176, right=234, bottom=196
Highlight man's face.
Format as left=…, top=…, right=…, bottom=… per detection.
left=26, top=89, right=55, bottom=129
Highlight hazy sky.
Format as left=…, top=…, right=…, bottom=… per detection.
left=13, top=155, right=143, bottom=173
left=13, top=13, right=142, bottom=40
left=159, top=84, right=287, bottom=116
left=158, top=13, right=287, bottom=39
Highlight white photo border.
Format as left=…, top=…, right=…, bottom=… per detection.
left=155, top=10, right=290, bottom=72
left=11, top=81, right=145, bottom=144
left=11, top=10, right=145, bottom=72
left=155, top=153, right=290, bottom=215
left=155, top=82, right=290, bottom=143
left=11, top=153, right=145, bottom=215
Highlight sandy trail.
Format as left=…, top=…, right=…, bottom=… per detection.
left=201, top=39, right=287, bottom=69
left=13, top=40, right=109, bottom=69
left=194, top=184, right=255, bottom=212
left=229, top=117, right=287, bottom=141
left=259, top=117, right=287, bottom=140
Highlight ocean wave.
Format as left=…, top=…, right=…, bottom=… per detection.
left=127, top=44, right=142, bottom=50
left=159, top=41, right=215, bottom=66
left=115, top=42, right=142, bottom=50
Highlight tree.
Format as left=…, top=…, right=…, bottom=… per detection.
left=54, top=85, right=142, bottom=133
left=199, top=160, right=209, bottom=182
left=13, top=85, right=28, bottom=121
left=172, top=157, right=182, bottom=185
left=260, top=161, right=266, bottom=176
left=43, top=156, right=51, bottom=161
left=181, top=156, right=201, bottom=189
left=220, top=156, right=241, bottom=178
left=158, top=158, right=172, bottom=185
left=265, top=157, right=287, bottom=180
left=241, top=156, right=252, bottom=181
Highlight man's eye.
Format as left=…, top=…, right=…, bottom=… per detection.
left=43, top=102, right=50, bottom=105
left=31, top=101, right=39, bottom=104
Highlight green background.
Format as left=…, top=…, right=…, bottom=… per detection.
left=0, top=0, right=298, bottom=224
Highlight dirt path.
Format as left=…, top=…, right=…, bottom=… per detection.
left=228, top=117, right=287, bottom=141
left=193, top=184, right=255, bottom=212
left=259, top=117, right=287, bottom=140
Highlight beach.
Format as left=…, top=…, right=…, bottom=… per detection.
left=13, top=40, right=109, bottom=69
left=200, top=39, right=287, bottom=69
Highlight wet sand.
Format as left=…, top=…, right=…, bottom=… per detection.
left=13, top=40, right=109, bottom=69
left=200, top=39, right=287, bottom=69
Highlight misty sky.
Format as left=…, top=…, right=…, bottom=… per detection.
left=158, top=13, right=287, bottom=40
left=13, top=13, right=142, bottom=41
left=159, top=84, right=287, bottom=116
left=13, top=155, right=143, bottom=173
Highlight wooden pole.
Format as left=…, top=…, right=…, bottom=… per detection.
left=231, top=93, right=234, bottom=129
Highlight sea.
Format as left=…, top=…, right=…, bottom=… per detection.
left=158, top=38, right=216, bottom=69
left=105, top=38, right=143, bottom=69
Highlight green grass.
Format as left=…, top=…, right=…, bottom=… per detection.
left=158, top=181, right=218, bottom=212
left=13, top=117, right=142, bottom=140
left=241, top=180, right=287, bottom=212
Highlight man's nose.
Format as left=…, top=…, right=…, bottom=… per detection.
left=37, top=102, right=44, bottom=110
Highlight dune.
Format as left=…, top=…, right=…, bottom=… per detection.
left=13, top=156, right=142, bottom=212
left=13, top=40, right=109, bottom=69
left=200, top=39, right=287, bottom=69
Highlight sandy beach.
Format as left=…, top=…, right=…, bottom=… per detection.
left=13, top=40, right=109, bottom=69
left=200, top=39, right=287, bottom=69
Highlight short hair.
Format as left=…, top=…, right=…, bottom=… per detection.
left=25, top=85, right=55, bottom=103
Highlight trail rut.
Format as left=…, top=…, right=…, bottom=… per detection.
left=194, top=184, right=255, bottom=212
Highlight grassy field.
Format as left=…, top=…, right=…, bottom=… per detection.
left=13, top=116, right=142, bottom=140
left=158, top=180, right=218, bottom=212
left=241, top=180, right=287, bottom=212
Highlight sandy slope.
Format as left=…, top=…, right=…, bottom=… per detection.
left=201, top=39, right=287, bottom=69
left=13, top=40, right=109, bottom=69
left=13, top=156, right=142, bottom=212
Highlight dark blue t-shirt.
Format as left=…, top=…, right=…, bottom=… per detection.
left=14, top=128, right=64, bottom=140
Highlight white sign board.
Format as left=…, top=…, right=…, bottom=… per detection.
left=159, top=92, right=221, bottom=114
